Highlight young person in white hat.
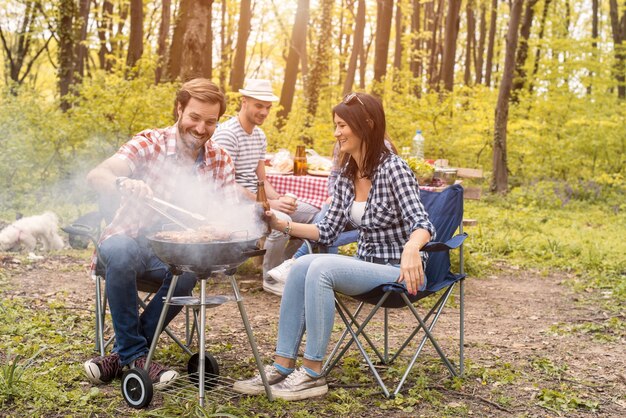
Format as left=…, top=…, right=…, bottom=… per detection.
left=213, top=79, right=319, bottom=295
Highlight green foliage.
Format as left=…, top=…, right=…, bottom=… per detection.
left=535, top=386, right=599, bottom=413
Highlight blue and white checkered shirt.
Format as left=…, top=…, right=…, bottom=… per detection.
left=316, top=153, right=435, bottom=261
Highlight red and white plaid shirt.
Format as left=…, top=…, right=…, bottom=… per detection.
left=90, top=124, right=236, bottom=276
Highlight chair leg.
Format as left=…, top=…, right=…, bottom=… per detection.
left=94, top=276, right=105, bottom=356
left=459, top=278, right=465, bottom=377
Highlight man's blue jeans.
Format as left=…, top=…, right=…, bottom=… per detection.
left=99, top=234, right=196, bottom=366
left=275, top=254, right=426, bottom=362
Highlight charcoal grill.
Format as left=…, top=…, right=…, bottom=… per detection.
left=120, top=231, right=273, bottom=408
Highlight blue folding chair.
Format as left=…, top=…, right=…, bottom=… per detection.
left=322, top=184, right=467, bottom=398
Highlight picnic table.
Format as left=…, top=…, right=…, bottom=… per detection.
left=266, top=173, right=330, bottom=209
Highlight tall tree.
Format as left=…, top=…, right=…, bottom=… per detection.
left=305, top=0, right=333, bottom=121
left=609, top=0, right=626, bottom=99
left=393, top=0, right=404, bottom=71
left=588, top=0, right=599, bottom=94
left=492, top=0, right=524, bottom=194
left=96, top=0, right=114, bottom=71
left=528, top=0, right=551, bottom=94
left=475, top=1, right=487, bottom=84
left=167, top=0, right=191, bottom=81
left=484, top=0, right=498, bottom=86
left=74, top=0, right=90, bottom=79
left=180, top=0, right=214, bottom=81
left=410, top=0, right=423, bottom=95
left=464, top=0, right=476, bottom=86
left=0, top=0, right=52, bottom=92
left=276, top=0, right=309, bottom=126
left=155, top=0, right=171, bottom=83
left=58, top=0, right=75, bottom=109
left=343, top=0, right=365, bottom=95
left=427, top=0, right=445, bottom=89
left=231, top=0, right=251, bottom=92
left=126, top=0, right=143, bottom=68
left=373, top=0, right=394, bottom=94
left=441, top=0, right=462, bottom=91
left=511, top=0, right=538, bottom=101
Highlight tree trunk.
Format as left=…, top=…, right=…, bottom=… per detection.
left=180, top=0, right=214, bottom=81
left=203, top=1, right=214, bottom=79
left=464, top=0, right=476, bottom=86
left=112, top=2, right=129, bottom=63
left=393, top=1, right=403, bottom=71
left=529, top=0, right=551, bottom=94
left=343, top=0, right=365, bottom=95
left=276, top=0, right=310, bottom=126
left=511, top=0, right=538, bottom=102
left=305, top=0, right=333, bottom=120
left=167, top=0, right=191, bottom=81
left=58, top=0, right=75, bottom=109
left=155, top=0, right=171, bottom=84
left=441, top=0, right=462, bottom=91
left=588, top=0, right=599, bottom=94
left=373, top=0, right=394, bottom=94
left=428, top=0, right=444, bottom=89
left=74, top=0, right=90, bottom=79
left=609, top=0, right=626, bottom=99
left=126, top=0, right=143, bottom=69
left=484, top=0, right=498, bottom=87
left=492, top=0, right=524, bottom=194
left=475, top=3, right=486, bottom=84
left=96, top=0, right=114, bottom=71
left=410, top=0, right=422, bottom=95
left=231, top=0, right=252, bottom=92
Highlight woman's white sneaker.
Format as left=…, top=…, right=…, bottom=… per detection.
left=233, top=365, right=288, bottom=395
left=270, top=367, right=328, bottom=400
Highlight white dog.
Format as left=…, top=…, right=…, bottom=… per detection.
left=0, top=211, right=64, bottom=252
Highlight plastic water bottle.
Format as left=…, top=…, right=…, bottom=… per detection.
left=411, top=129, right=425, bottom=159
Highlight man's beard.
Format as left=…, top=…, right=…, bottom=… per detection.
left=179, top=125, right=209, bottom=150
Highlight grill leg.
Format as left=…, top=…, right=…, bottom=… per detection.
left=228, top=275, right=273, bottom=401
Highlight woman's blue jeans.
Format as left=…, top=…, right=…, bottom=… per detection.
left=275, top=254, right=426, bottom=362
left=99, top=234, right=196, bottom=366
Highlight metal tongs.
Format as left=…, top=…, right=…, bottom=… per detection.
left=144, top=197, right=207, bottom=231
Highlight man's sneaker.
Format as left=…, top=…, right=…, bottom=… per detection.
left=84, top=353, right=122, bottom=384
left=268, top=258, right=294, bottom=284
left=233, top=365, right=289, bottom=395
left=270, top=367, right=328, bottom=401
left=132, top=356, right=178, bottom=386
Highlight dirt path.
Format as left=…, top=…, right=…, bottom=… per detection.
left=2, top=253, right=624, bottom=416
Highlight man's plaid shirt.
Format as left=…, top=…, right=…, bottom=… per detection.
left=90, top=125, right=236, bottom=276
left=316, top=153, right=436, bottom=261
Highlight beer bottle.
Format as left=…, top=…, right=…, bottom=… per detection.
left=256, top=180, right=271, bottom=233
left=293, top=145, right=308, bottom=176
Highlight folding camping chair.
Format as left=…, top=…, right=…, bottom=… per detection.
left=63, top=207, right=197, bottom=357
left=322, top=184, right=467, bottom=398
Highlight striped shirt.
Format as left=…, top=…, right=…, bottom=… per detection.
left=91, top=125, right=236, bottom=275
left=316, top=153, right=436, bottom=262
left=212, top=116, right=266, bottom=193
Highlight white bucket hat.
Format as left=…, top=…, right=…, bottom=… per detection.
left=239, top=79, right=279, bottom=102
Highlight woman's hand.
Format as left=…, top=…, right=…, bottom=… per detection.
left=398, top=241, right=424, bottom=295
left=264, top=210, right=282, bottom=231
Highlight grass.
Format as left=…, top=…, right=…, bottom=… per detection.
left=0, top=192, right=624, bottom=416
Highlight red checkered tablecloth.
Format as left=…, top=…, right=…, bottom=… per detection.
left=266, top=174, right=330, bottom=209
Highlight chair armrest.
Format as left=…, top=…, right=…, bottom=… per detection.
left=421, top=233, right=467, bottom=252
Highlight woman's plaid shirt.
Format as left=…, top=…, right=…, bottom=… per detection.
left=316, top=153, right=435, bottom=261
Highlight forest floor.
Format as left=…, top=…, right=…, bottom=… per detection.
left=0, top=252, right=625, bottom=417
